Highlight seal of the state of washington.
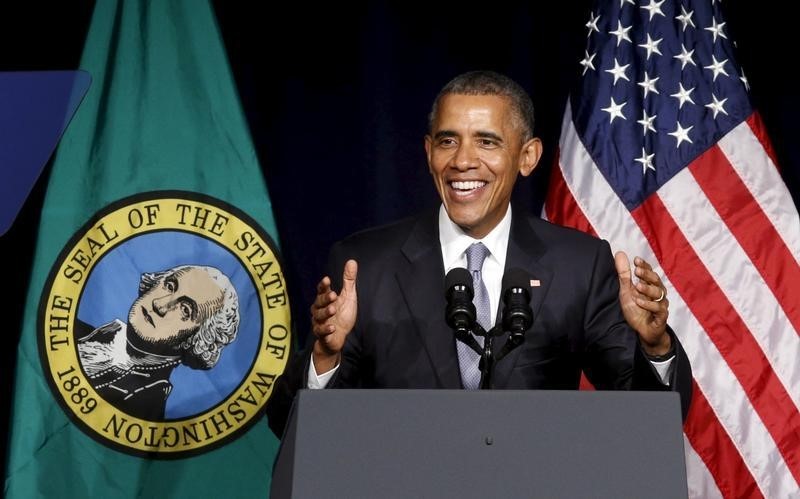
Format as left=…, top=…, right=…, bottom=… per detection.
left=38, top=191, right=291, bottom=457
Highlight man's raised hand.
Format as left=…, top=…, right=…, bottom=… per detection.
left=310, top=259, right=358, bottom=373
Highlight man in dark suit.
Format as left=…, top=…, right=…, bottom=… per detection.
left=266, top=71, right=691, bottom=436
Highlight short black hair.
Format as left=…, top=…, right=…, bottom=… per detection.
left=428, top=70, right=535, bottom=141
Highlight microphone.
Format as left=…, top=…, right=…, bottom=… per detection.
left=444, top=267, right=476, bottom=339
left=501, top=268, right=533, bottom=347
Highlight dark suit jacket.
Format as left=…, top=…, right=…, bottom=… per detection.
left=267, top=207, right=692, bottom=436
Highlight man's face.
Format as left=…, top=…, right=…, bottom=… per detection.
left=425, top=94, right=542, bottom=239
left=128, top=267, right=224, bottom=349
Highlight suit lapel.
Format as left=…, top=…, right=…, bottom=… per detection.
left=396, top=211, right=462, bottom=388
left=492, top=210, right=554, bottom=388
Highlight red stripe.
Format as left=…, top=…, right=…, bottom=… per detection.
left=689, top=146, right=800, bottom=335
left=746, top=113, right=781, bottom=172
left=684, top=382, right=763, bottom=499
left=632, top=195, right=800, bottom=484
left=578, top=371, right=596, bottom=390
left=546, top=153, right=597, bottom=236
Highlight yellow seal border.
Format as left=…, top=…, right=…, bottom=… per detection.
left=38, top=191, right=291, bottom=458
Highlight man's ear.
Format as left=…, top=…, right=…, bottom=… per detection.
left=424, top=135, right=433, bottom=174
left=519, top=137, right=543, bottom=177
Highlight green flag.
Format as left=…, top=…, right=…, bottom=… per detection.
left=5, top=1, right=290, bottom=497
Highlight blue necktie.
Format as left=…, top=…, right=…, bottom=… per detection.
left=456, top=242, right=491, bottom=389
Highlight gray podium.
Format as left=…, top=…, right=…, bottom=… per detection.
left=271, top=389, right=687, bottom=499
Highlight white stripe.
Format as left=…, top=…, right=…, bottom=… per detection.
left=659, top=167, right=800, bottom=411
left=557, top=108, right=798, bottom=498
left=718, top=121, right=800, bottom=265
left=684, top=436, right=724, bottom=499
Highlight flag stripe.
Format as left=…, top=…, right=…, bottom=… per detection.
left=683, top=382, right=762, bottom=499
left=692, top=140, right=800, bottom=335
left=683, top=435, right=724, bottom=499
left=660, top=165, right=800, bottom=409
left=633, top=194, right=800, bottom=485
left=746, top=113, right=782, bottom=177
left=556, top=113, right=799, bottom=498
left=544, top=151, right=597, bottom=236
left=721, top=118, right=800, bottom=264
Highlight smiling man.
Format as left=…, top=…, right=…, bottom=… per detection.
left=266, top=70, right=692, bottom=436
left=76, top=264, right=239, bottom=420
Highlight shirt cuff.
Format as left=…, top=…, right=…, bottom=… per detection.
left=650, top=356, right=675, bottom=385
left=307, top=359, right=339, bottom=389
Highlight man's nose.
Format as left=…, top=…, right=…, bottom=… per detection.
left=152, top=295, right=176, bottom=317
left=452, top=143, right=478, bottom=171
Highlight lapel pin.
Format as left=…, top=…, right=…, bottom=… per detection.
left=530, top=279, right=541, bottom=287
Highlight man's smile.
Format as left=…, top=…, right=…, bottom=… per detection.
left=448, top=180, right=487, bottom=198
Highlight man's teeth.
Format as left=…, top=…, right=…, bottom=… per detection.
left=451, top=180, right=485, bottom=190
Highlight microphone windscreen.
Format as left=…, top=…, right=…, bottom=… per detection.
left=445, top=267, right=473, bottom=292
left=502, top=267, right=530, bottom=296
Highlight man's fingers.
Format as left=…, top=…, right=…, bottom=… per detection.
left=311, top=303, right=336, bottom=322
left=312, top=322, right=336, bottom=337
left=636, top=281, right=665, bottom=301
left=342, top=259, right=358, bottom=293
left=634, top=265, right=663, bottom=288
left=316, top=276, right=332, bottom=294
left=633, top=256, right=653, bottom=271
left=635, top=295, right=669, bottom=314
left=614, top=251, right=632, bottom=284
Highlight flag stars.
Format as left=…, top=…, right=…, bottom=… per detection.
left=638, top=72, right=660, bottom=98
left=705, top=94, right=729, bottom=118
left=602, top=97, right=627, bottom=123
left=669, top=122, right=694, bottom=148
left=675, top=6, right=695, bottom=31
left=705, top=18, right=727, bottom=43
left=640, top=0, right=666, bottom=20
left=635, top=147, right=656, bottom=175
left=605, top=58, right=631, bottom=85
left=620, top=0, right=634, bottom=7
left=609, top=20, right=633, bottom=46
left=674, top=44, right=697, bottom=69
left=638, top=33, right=663, bottom=60
left=637, top=110, right=657, bottom=136
left=586, top=12, right=601, bottom=37
left=670, top=82, right=696, bottom=108
left=580, top=50, right=597, bottom=74
left=704, top=55, right=730, bottom=81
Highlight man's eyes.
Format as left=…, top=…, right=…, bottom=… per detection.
left=164, top=278, right=177, bottom=292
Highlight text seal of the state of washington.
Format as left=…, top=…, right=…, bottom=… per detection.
left=38, top=190, right=291, bottom=458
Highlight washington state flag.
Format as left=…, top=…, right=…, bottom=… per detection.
left=4, top=1, right=291, bottom=497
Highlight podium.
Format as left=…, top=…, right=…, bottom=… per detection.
left=271, top=389, right=687, bottom=498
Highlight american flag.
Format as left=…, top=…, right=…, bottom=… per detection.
left=544, top=1, right=800, bottom=497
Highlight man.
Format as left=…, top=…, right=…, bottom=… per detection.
left=76, top=264, right=240, bottom=420
left=266, top=71, right=691, bottom=436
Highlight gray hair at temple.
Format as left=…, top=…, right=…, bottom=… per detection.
left=428, top=70, right=536, bottom=142
left=139, top=265, right=239, bottom=370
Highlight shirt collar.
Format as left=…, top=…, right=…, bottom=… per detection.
left=438, top=204, right=511, bottom=271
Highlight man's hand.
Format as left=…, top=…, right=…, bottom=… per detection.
left=310, top=259, right=358, bottom=373
left=614, top=251, right=671, bottom=356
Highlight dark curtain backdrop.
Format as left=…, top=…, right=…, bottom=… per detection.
left=2, top=1, right=798, bottom=474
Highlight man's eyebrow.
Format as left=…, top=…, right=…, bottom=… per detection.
left=433, top=130, right=458, bottom=140
left=474, top=131, right=503, bottom=142
left=432, top=130, right=503, bottom=142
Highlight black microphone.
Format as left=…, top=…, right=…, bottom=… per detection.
left=501, top=268, right=533, bottom=347
left=444, top=267, right=476, bottom=339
